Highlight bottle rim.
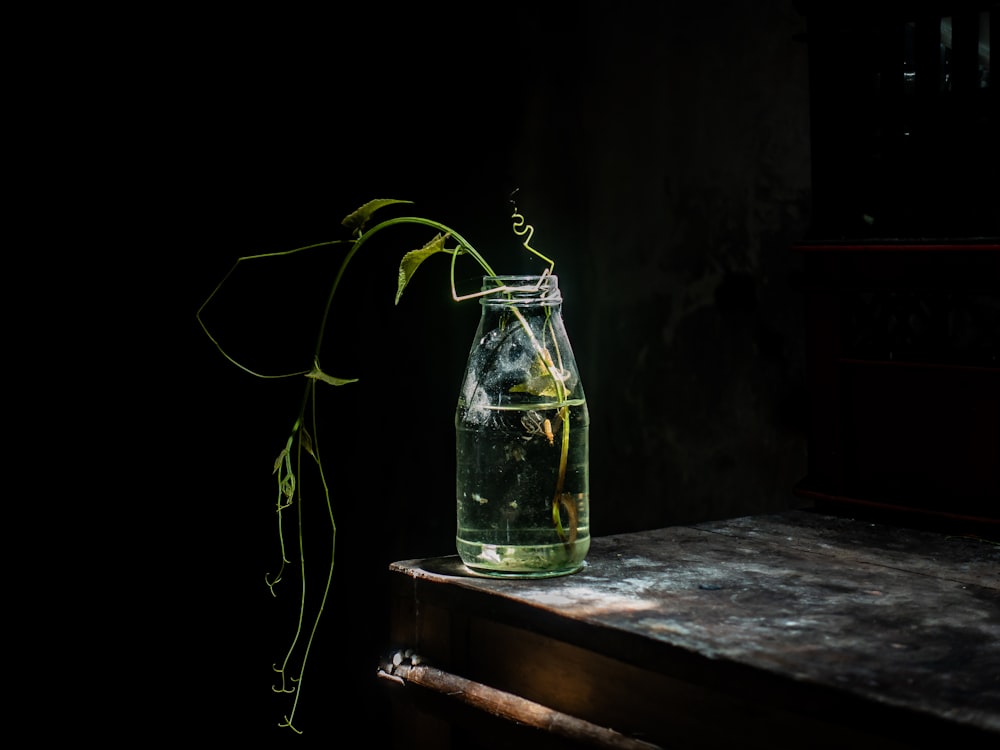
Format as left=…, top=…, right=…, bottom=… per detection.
left=480, top=274, right=561, bottom=305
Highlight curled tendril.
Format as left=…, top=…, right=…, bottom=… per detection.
left=272, top=663, right=299, bottom=694
left=509, top=190, right=555, bottom=274
left=511, top=204, right=537, bottom=255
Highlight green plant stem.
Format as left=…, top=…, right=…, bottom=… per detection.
left=196, top=241, right=346, bottom=380
left=275, top=421, right=308, bottom=734
left=277, top=382, right=337, bottom=734
left=312, top=217, right=495, bottom=364
left=271, top=215, right=497, bottom=734
left=546, top=320, right=573, bottom=542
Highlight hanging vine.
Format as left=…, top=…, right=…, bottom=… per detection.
left=196, top=197, right=563, bottom=733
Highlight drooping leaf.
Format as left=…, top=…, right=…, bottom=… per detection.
left=273, top=439, right=291, bottom=474
left=300, top=426, right=315, bottom=459
left=341, top=199, right=413, bottom=236
left=395, top=233, right=450, bottom=305
left=305, top=359, right=359, bottom=386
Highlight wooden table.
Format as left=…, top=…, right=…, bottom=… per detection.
left=380, top=509, right=999, bottom=749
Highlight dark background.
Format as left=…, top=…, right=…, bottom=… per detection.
left=50, top=0, right=992, bottom=744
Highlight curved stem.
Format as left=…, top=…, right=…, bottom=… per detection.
left=273, top=215, right=497, bottom=732
left=282, top=381, right=337, bottom=734
left=543, top=317, right=574, bottom=543
left=312, top=217, right=495, bottom=363
left=196, top=241, right=346, bottom=379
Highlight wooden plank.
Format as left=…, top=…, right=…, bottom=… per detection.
left=388, top=509, right=1000, bottom=746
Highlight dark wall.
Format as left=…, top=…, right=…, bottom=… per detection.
left=508, top=3, right=813, bottom=533
left=156, top=1, right=813, bottom=743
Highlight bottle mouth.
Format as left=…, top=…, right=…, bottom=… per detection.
left=480, top=274, right=561, bottom=305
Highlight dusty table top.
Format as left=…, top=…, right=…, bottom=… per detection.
left=390, top=509, right=1000, bottom=741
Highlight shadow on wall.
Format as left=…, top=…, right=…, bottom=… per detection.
left=509, top=0, right=814, bottom=532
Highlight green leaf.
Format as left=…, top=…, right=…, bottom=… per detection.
left=509, top=349, right=569, bottom=397
left=395, top=233, right=450, bottom=305
left=305, top=359, right=358, bottom=387
left=510, top=374, right=562, bottom=397
left=341, top=199, right=413, bottom=236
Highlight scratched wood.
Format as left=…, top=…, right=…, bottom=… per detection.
left=387, top=509, right=1000, bottom=749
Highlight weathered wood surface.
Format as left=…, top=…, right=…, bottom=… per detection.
left=388, top=509, right=1000, bottom=746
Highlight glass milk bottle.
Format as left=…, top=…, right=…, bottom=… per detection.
left=455, top=274, right=590, bottom=577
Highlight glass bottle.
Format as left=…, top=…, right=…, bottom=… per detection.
left=455, top=274, right=590, bottom=577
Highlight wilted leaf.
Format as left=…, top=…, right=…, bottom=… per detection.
left=273, top=434, right=294, bottom=472
left=306, top=359, right=359, bottom=386
left=273, top=449, right=288, bottom=474
left=395, top=233, right=450, bottom=305
left=341, top=199, right=413, bottom=236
